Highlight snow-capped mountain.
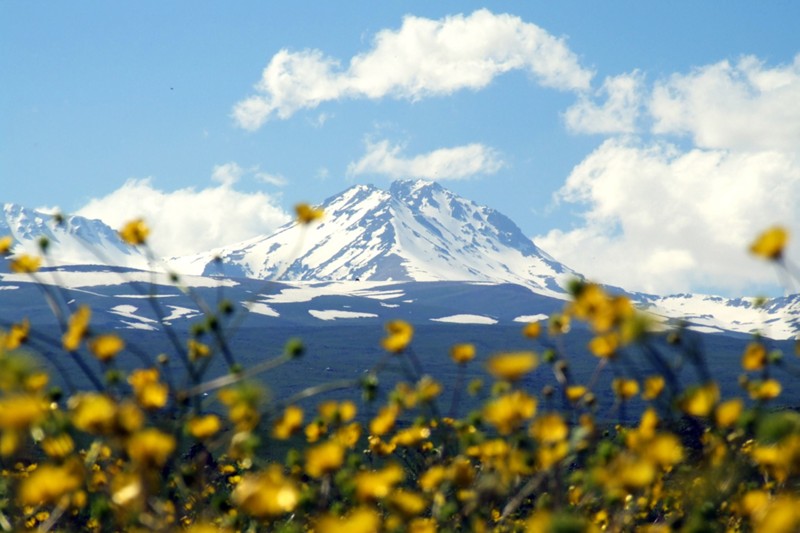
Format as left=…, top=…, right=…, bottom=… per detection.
left=169, top=180, right=574, bottom=298
left=0, top=203, right=150, bottom=269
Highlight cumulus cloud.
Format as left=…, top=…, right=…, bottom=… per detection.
left=233, top=9, right=593, bottom=130
left=77, top=177, right=290, bottom=258
left=650, top=54, right=800, bottom=152
left=536, top=138, right=800, bottom=295
left=564, top=72, right=644, bottom=134
left=347, top=140, right=505, bottom=180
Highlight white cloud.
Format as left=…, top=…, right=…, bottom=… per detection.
left=77, top=177, right=290, bottom=258
left=564, top=72, right=644, bottom=134
left=537, top=138, right=800, bottom=295
left=255, top=171, right=288, bottom=187
left=347, top=140, right=505, bottom=180
left=650, top=54, right=800, bottom=152
left=233, top=9, right=593, bottom=130
left=211, top=162, right=245, bottom=186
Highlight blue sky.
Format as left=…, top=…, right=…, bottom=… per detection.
left=2, top=2, right=800, bottom=297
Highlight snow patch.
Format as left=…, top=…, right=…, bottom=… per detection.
left=243, top=302, right=280, bottom=317
left=513, top=314, right=549, bottom=323
left=308, top=309, right=379, bottom=321
left=431, top=314, right=498, bottom=325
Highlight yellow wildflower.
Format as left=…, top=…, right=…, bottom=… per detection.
left=612, top=378, right=640, bottom=400
left=679, top=382, right=719, bottom=417
left=0, top=235, right=12, bottom=255
left=333, top=421, right=362, bottom=448
left=128, top=368, right=169, bottom=409
left=530, top=412, right=569, bottom=444
left=565, top=385, right=588, bottom=403
left=419, top=465, right=448, bottom=493
left=486, top=351, right=538, bottom=381
left=272, top=405, right=303, bottom=440
left=482, top=390, right=537, bottom=435
left=4, top=318, right=29, bottom=350
left=319, top=399, right=357, bottom=423
left=188, top=339, right=211, bottom=361
left=295, top=203, right=324, bottom=224
left=41, top=433, right=75, bottom=459
left=522, top=321, right=541, bottom=339
left=62, top=305, right=91, bottom=352
left=233, top=464, right=299, bottom=518
left=750, top=226, right=788, bottom=260
left=391, top=426, right=431, bottom=447
left=355, top=463, right=404, bottom=501
left=305, top=440, right=345, bottom=478
left=119, top=218, right=149, bottom=245
left=9, top=254, right=41, bottom=274
left=188, top=414, right=222, bottom=440
left=70, top=393, right=117, bottom=434
left=642, top=375, right=665, bottom=400
left=381, top=320, right=413, bottom=353
left=126, top=428, right=176, bottom=467
left=742, top=342, right=767, bottom=371
left=88, top=334, right=125, bottom=362
left=716, top=398, right=743, bottom=428
left=589, top=332, right=619, bottom=358
left=0, top=393, right=46, bottom=430
left=18, top=458, right=83, bottom=506
left=369, top=404, right=399, bottom=436
left=749, top=379, right=782, bottom=401
left=388, top=489, right=428, bottom=518
left=315, top=507, right=381, bottom=533
left=368, top=435, right=397, bottom=456
left=450, top=343, right=476, bottom=364
left=416, top=375, right=442, bottom=402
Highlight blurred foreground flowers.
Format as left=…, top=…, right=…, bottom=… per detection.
left=0, top=221, right=799, bottom=532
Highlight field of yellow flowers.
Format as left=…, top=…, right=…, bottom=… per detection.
left=0, top=216, right=799, bottom=532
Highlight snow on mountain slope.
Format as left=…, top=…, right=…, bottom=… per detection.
left=1, top=203, right=150, bottom=269
left=169, top=179, right=574, bottom=297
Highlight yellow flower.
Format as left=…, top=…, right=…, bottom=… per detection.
left=612, top=378, right=640, bottom=400
left=368, top=435, right=397, bottom=456
left=128, top=368, right=169, bottom=409
left=4, top=318, right=29, bottom=350
left=415, top=375, right=442, bottom=402
left=315, top=507, right=381, bottom=533
left=233, top=464, right=299, bottom=518
left=319, top=399, right=357, bottom=423
left=9, top=254, right=41, bottom=273
left=486, top=351, right=538, bottom=381
left=391, top=426, right=431, bottom=447
left=355, top=463, right=404, bottom=501
left=62, top=305, right=91, bottom=352
left=272, top=405, right=303, bottom=440
left=126, top=428, right=176, bottom=467
left=530, top=412, right=569, bottom=444
left=0, top=235, right=12, bottom=255
left=749, top=379, right=782, bottom=401
left=0, top=393, right=47, bottom=430
left=679, top=382, right=719, bottom=417
left=642, top=375, right=665, bottom=400
left=70, top=393, right=117, bottom=434
left=483, top=390, right=537, bottom=435
left=742, top=342, right=767, bottom=371
left=305, top=440, right=345, bottom=478
left=295, top=203, right=324, bottom=224
left=188, top=339, right=211, bottom=361
left=715, top=398, right=744, bottom=428
left=119, top=218, right=149, bottom=245
left=644, top=433, right=684, bottom=467
left=333, top=421, right=362, bottom=448
left=18, top=458, right=83, bottom=506
left=388, top=489, right=428, bottom=518
left=369, top=404, right=399, bottom=436
left=522, top=321, right=541, bottom=339
left=750, top=226, right=788, bottom=260
left=450, top=343, right=476, bottom=364
left=88, top=334, right=125, bottom=362
left=565, top=385, right=588, bottom=403
left=188, top=414, right=222, bottom=440
left=381, top=320, right=414, bottom=353
left=41, top=433, right=75, bottom=459
left=588, top=332, right=619, bottom=358
left=418, top=465, right=448, bottom=493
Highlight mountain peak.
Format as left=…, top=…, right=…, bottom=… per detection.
left=170, top=180, right=573, bottom=296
